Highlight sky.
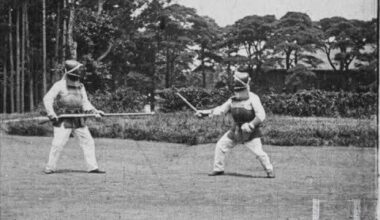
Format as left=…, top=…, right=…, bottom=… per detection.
left=173, top=0, right=378, bottom=27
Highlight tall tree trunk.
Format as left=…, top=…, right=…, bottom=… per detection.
left=344, top=55, right=354, bottom=71
left=165, top=48, right=170, bottom=88
left=67, top=0, right=77, bottom=59
left=54, top=0, right=61, bottom=82
left=324, top=46, right=337, bottom=71
left=97, top=0, right=105, bottom=16
left=339, top=47, right=346, bottom=71
left=9, top=8, right=15, bottom=113
left=42, top=0, right=47, bottom=94
left=150, top=63, right=156, bottom=111
left=285, top=49, right=291, bottom=70
left=2, top=60, right=7, bottom=113
left=26, top=5, right=33, bottom=110
left=16, top=8, right=21, bottom=112
left=339, top=59, right=344, bottom=71
left=33, top=56, right=39, bottom=106
left=21, top=2, right=26, bottom=113
left=201, top=47, right=206, bottom=88
left=62, top=0, right=67, bottom=62
left=150, top=45, right=157, bottom=111
left=226, top=46, right=232, bottom=90
left=170, top=59, right=175, bottom=87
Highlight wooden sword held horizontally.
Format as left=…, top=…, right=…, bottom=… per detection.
left=42, top=111, right=155, bottom=123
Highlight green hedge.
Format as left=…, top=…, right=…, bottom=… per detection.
left=5, top=113, right=377, bottom=147
left=262, top=90, right=377, bottom=118
left=157, top=88, right=377, bottom=118
left=82, top=86, right=376, bottom=118
left=88, top=87, right=147, bottom=113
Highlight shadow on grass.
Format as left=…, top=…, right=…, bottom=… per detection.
left=196, top=172, right=268, bottom=178
left=224, top=172, right=268, bottom=178
left=54, top=169, right=88, bottom=174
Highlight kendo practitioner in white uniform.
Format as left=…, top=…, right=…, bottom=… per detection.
left=43, top=60, right=105, bottom=174
left=196, top=71, right=275, bottom=178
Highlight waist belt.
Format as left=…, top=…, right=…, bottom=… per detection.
left=227, top=123, right=263, bottom=143
left=53, top=108, right=85, bottom=129
left=57, top=108, right=83, bottom=115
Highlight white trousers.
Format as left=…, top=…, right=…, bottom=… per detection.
left=45, top=125, right=99, bottom=171
left=213, top=131, right=273, bottom=172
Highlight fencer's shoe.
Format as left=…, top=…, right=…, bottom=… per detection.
left=266, top=170, right=275, bottom=178
left=43, top=169, right=55, bottom=174
left=208, top=171, right=224, bottom=176
left=88, top=169, right=106, bottom=174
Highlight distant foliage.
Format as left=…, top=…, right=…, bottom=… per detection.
left=88, top=87, right=147, bottom=113
left=262, top=90, right=377, bottom=118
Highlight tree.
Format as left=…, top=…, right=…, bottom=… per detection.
left=157, top=4, right=199, bottom=88
left=190, top=15, right=222, bottom=88
left=25, top=2, right=32, bottom=110
left=0, top=7, right=9, bottom=113
left=272, top=12, right=322, bottom=70
left=52, top=0, right=61, bottom=82
left=1, top=29, right=7, bottom=112
left=21, top=1, right=26, bottom=112
left=319, top=17, right=370, bottom=71
left=15, top=7, right=21, bottom=112
left=2, top=61, right=7, bottom=113
left=214, top=25, right=240, bottom=89
left=9, top=7, right=15, bottom=113
left=229, top=15, right=276, bottom=76
left=355, top=18, right=378, bottom=68
left=42, top=0, right=47, bottom=94
left=130, top=0, right=169, bottom=110
left=62, top=0, right=67, bottom=61
left=67, top=0, right=76, bottom=59
left=73, top=0, right=143, bottom=91
left=354, top=18, right=378, bottom=92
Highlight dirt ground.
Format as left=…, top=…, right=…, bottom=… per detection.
left=0, top=134, right=377, bottom=220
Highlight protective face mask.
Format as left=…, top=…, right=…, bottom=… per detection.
left=233, top=74, right=250, bottom=88
left=66, top=74, right=80, bottom=82
left=234, top=90, right=249, bottom=100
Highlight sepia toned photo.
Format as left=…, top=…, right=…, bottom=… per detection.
left=0, top=0, right=378, bottom=219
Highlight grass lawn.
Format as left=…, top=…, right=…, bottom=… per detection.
left=0, top=134, right=377, bottom=220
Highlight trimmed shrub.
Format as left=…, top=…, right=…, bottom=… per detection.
left=262, top=90, right=377, bottom=118
left=88, top=87, right=147, bottom=113
left=157, top=88, right=377, bottom=118
left=6, top=121, right=52, bottom=136
left=4, top=113, right=377, bottom=148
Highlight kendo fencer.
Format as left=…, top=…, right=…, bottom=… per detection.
left=43, top=60, right=105, bottom=174
left=195, top=70, right=275, bottom=178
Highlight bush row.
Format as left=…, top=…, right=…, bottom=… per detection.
left=157, top=88, right=377, bottom=118
left=88, top=87, right=147, bottom=113
left=84, top=86, right=376, bottom=118
left=5, top=113, right=377, bottom=148
left=262, top=90, right=377, bottom=118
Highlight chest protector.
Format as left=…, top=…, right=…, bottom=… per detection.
left=54, top=82, right=85, bottom=128
left=57, top=87, right=83, bottom=109
left=227, top=96, right=262, bottom=142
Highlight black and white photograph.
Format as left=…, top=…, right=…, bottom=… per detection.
left=0, top=0, right=378, bottom=219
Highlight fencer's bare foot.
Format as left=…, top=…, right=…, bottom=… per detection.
left=208, top=171, right=224, bottom=176
left=88, top=169, right=106, bottom=174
